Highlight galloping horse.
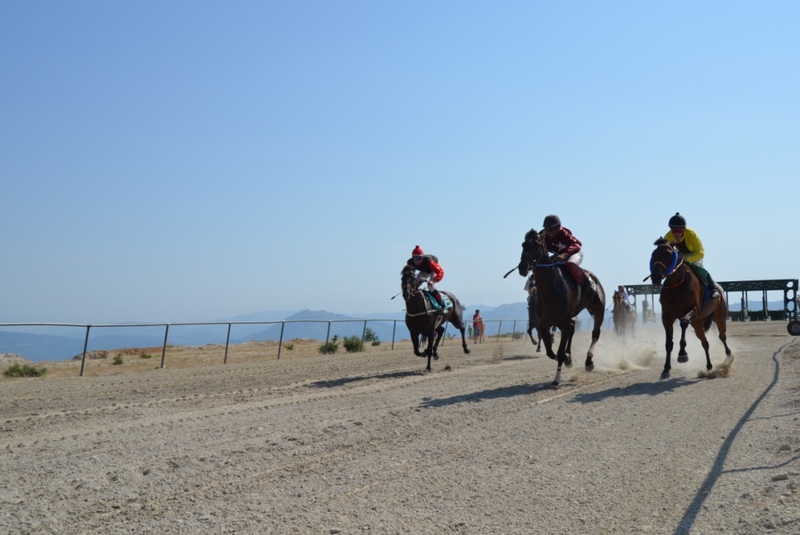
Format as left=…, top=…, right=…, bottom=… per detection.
left=518, top=229, right=606, bottom=387
left=524, top=277, right=544, bottom=352
left=612, top=291, right=635, bottom=338
left=401, top=265, right=470, bottom=372
left=648, top=238, right=732, bottom=379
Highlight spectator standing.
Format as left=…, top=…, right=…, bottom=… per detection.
left=472, top=310, right=484, bottom=344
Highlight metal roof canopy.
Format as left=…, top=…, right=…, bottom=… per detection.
left=622, top=278, right=800, bottom=316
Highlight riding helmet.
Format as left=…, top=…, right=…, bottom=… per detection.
left=668, top=212, right=686, bottom=228
left=412, top=245, right=424, bottom=256
left=543, top=214, right=561, bottom=228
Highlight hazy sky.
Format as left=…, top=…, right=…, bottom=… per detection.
left=2, top=1, right=798, bottom=323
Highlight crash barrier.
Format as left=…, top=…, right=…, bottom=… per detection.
left=2, top=318, right=543, bottom=376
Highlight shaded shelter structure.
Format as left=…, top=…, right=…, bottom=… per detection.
left=621, top=278, right=799, bottom=323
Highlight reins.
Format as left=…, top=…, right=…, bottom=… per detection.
left=655, top=246, right=688, bottom=289
left=662, top=269, right=689, bottom=289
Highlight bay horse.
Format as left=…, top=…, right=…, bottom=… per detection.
left=648, top=238, right=732, bottom=379
left=518, top=229, right=606, bottom=388
left=612, top=291, right=635, bottom=338
left=401, top=265, right=470, bottom=372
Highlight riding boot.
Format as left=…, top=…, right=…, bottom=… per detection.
left=432, top=290, right=447, bottom=311
left=706, top=274, right=720, bottom=299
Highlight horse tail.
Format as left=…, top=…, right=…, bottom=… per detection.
left=703, top=316, right=713, bottom=332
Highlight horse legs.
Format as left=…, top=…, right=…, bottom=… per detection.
left=550, top=321, right=575, bottom=388
left=677, top=319, right=690, bottom=363
left=662, top=320, right=675, bottom=380
left=585, top=316, right=601, bottom=372
left=538, top=325, right=558, bottom=361
left=430, top=325, right=445, bottom=361
left=527, top=325, right=538, bottom=347
left=692, top=320, right=714, bottom=372
left=411, top=334, right=426, bottom=357
left=528, top=320, right=543, bottom=352
left=458, top=324, right=471, bottom=355
left=561, top=320, right=574, bottom=368
left=715, top=312, right=732, bottom=357
left=708, top=301, right=732, bottom=358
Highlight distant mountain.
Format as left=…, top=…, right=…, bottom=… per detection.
left=481, top=302, right=528, bottom=320
left=727, top=300, right=787, bottom=312
left=0, top=331, right=86, bottom=362
left=232, top=309, right=407, bottom=344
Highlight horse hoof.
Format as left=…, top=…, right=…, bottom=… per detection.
left=677, top=355, right=688, bottom=364
left=564, top=358, right=573, bottom=368
left=433, top=353, right=439, bottom=361
left=660, top=371, right=671, bottom=380
left=550, top=381, right=560, bottom=389
left=548, top=354, right=557, bottom=361
left=706, top=364, right=713, bottom=371
left=585, top=361, right=594, bottom=372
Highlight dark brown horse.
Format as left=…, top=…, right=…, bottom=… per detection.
left=612, top=291, right=635, bottom=338
left=648, top=238, right=732, bottom=379
left=518, top=229, right=605, bottom=387
left=401, top=265, right=470, bottom=372
left=524, top=278, right=544, bottom=352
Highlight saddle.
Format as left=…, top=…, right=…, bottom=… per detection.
left=423, top=290, right=451, bottom=312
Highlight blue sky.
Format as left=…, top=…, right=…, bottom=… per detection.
left=2, top=1, right=798, bottom=323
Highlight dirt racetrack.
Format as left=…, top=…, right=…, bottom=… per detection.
left=2, top=321, right=800, bottom=534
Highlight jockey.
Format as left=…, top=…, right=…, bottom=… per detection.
left=664, top=212, right=720, bottom=299
left=617, top=285, right=631, bottom=306
left=617, top=285, right=632, bottom=311
left=541, top=214, right=598, bottom=297
left=407, top=245, right=447, bottom=311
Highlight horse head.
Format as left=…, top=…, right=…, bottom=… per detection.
left=649, top=237, right=681, bottom=286
left=401, top=264, right=418, bottom=301
left=518, top=229, right=548, bottom=276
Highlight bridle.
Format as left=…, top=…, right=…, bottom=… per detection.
left=650, top=243, right=686, bottom=288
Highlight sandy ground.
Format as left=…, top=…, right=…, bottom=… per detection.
left=2, top=321, right=800, bottom=534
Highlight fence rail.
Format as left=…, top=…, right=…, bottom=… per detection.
left=1, top=318, right=539, bottom=376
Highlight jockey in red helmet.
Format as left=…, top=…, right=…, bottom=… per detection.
left=407, top=245, right=447, bottom=311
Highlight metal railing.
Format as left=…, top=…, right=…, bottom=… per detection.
left=1, top=318, right=536, bottom=376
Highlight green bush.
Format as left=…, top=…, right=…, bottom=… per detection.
left=318, top=335, right=339, bottom=354
left=363, top=328, right=379, bottom=342
left=342, top=335, right=364, bottom=353
left=364, top=327, right=380, bottom=346
left=283, top=343, right=295, bottom=350
left=139, top=352, right=154, bottom=359
left=3, top=363, right=47, bottom=378
left=511, top=331, right=525, bottom=340
left=112, top=354, right=124, bottom=365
